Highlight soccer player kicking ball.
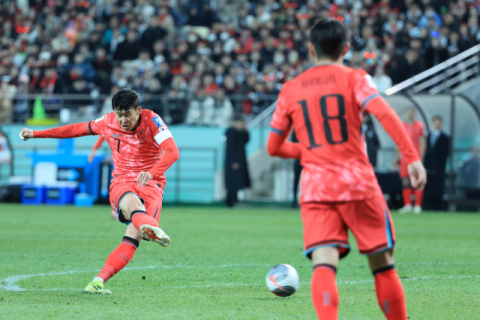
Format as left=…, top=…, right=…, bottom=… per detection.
left=267, top=19, right=426, bottom=320
left=19, top=89, right=179, bottom=294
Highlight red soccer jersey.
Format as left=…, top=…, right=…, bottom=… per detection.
left=403, top=120, right=424, bottom=155
left=89, top=109, right=172, bottom=188
left=271, top=64, right=414, bottom=202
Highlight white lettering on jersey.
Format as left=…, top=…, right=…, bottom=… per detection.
left=365, top=75, right=377, bottom=89
left=154, top=130, right=173, bottom=145
left=95, top=116, right=104, bottom=123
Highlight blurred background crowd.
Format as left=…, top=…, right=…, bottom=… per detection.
left=0, top=0, right=479, bottom=126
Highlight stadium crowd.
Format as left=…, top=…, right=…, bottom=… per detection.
left=0, top=0, right=478, bottom=125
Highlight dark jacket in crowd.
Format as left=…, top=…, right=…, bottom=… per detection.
left=113, top=40, right=140, bottom=61
left=140, top=27, right=167, bottom=51
left=224, top=127, right=251, bottom=191
left=425, top=47, right=449, bottom=70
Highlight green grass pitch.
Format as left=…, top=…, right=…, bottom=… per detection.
left=0, top=204, right=479, bottom=319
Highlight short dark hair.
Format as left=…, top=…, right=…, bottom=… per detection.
left=432, top=115, right=443, bottom=122
left=112, top=89, right=140, bottom=111
left=309, top=18, right=347, bottom=60
left=233, top=115, right=245, bottom=122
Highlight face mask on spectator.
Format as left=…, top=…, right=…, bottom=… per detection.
left=220, top=32, right=230, bottom=41
left=58, top=56, right=69, bottom=65
left=154, top=56, right=165, bottom=64
left=208, top=33, right=217, bottom=42
left=118, top=79, right=127, bottom=87
left=274, top=54, right=285, bottom=65
left=187, top=34, right=198, bottom=43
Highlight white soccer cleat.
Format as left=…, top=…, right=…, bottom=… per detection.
left=413, top=206, right=422, bottom=214
left=140, top=225, right=171, bottom=247
left=399, top=205, right=412, bottom=214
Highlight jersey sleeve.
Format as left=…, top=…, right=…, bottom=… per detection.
left=270, top=84, right=292, bottom=136
left=34, top=122, right=95, bottom=139
left=352, top=69, right=381, bottom=110
left=150, top=113, right=173, bottom=145
left=89, top=115, right=107, bottom=137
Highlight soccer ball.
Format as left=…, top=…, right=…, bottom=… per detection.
left=265, top=264, right=300, bottom=297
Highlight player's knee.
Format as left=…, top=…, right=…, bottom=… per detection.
left=368, top=249, right=394, bottom=271
left=311, top=247, right=340, bottom=267
left=125, top=224, right=143, bottom=242
left=120, top=195, right=145, bottom=219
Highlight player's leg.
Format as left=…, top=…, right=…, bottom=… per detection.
left=343, top=196, right=406, bottom=320
left=119, top=193, right=170, bottom=246
left=368, top=249, right=407, bottom=320
left=302, top=202, right=349, bottom=320
left=311, top=247, right=340, bottom=320
left=412, top=188, right=423, bottom=214
left=399, top=158, right=413, bottom=213
left=85, top=224, right=142, bottom=293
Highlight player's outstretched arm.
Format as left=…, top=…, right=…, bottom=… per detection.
left=20, top=122, right=96, bottom=141
left=366, top=97, right=426, bottom=189
left=267, top=130, right=302, bottom=159
left=137, top=137, right=180, bottom=187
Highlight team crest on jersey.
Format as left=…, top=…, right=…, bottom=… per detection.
left=136, top=130, right=146, bottom=142
left=152, top=116, right=164, bottom=128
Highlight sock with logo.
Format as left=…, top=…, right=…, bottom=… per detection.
left=311, top=264, right=339, bottom=320
left=373, top=265, right=407, bottom=320
left=97, top=237, right=139, bottom=283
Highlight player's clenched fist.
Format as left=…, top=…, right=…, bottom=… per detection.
left=19, top=128, right=34, bottom=141
left=137, top=171, right=153, bottom=187
left=408, top=161, right=427, bottom=190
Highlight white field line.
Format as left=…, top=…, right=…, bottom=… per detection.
left=1, top=262, right=479, bottom=292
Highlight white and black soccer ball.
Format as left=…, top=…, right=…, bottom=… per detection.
left=266, top=264, right=300, bottom=297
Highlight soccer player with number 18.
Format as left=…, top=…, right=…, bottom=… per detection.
left=20, top=89, right=179, bottom=294
left=267, top=19, right=427, bottom=320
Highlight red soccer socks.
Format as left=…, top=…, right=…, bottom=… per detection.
left=130, top=210, right=159, bottom=232
left=402, top=188, right=413, bottom=206
left=97, top=237, right=139, bottom=283
left=311, top=264, right=339, bottom=320
left=414, top=189, right=424, bottom=207
left=373, top=265, right=407, bottom=320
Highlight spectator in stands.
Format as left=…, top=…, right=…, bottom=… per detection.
left=202, top=88, right=234, bottom=128
left=424, top=115, right=450, bottom=210
left=0, top=76, right=16, bottom=124
left=2, top=0, right=480, bottom=126
left=113, top=29, right=140, bottom=61
left=69, top=53, right=96, bottom=83
left=372, top=66, right=393, bottom=94
left=224, top=115, right=250, bottom=208
left=69, top=79, right=91, bottom=109
left=140, top=16, right=167, bottom=53
left=425, top=37, right=449, bottom=69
